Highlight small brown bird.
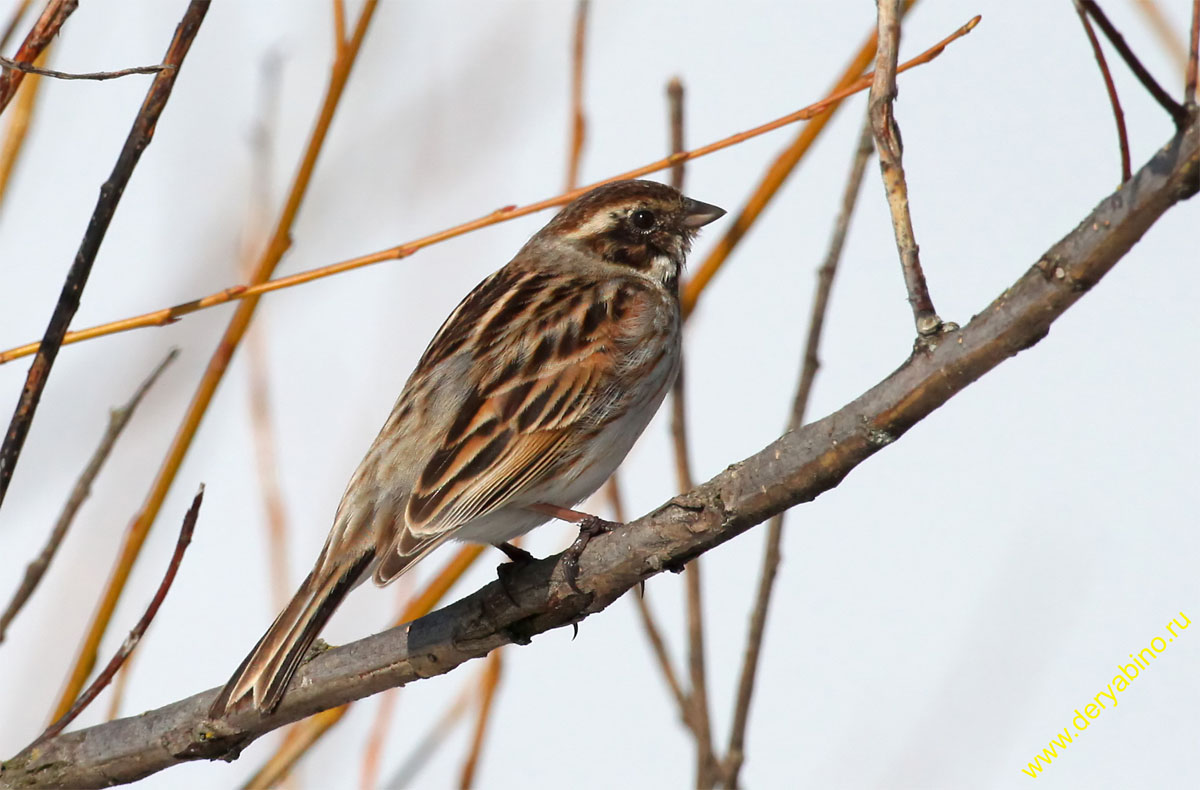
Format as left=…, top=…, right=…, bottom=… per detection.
left=211, top=179, right=724, bottom=716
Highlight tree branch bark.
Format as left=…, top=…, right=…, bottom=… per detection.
left=3, top=111, right=1196, bottom=790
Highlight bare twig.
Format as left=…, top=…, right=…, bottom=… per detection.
left=9, top=109, right=1196, bottom=786
left=1132, top=0, right=1189, bottom=74
left=0, top=0, right=206, bottom=521
left=661, top=77, right=718, bottom=787
left=1078, top=0, right=1186, bottom=128
left=1073, top=0, right=1132, bottom=182
left=359, top=682, right=400, bottom=790
left=0, top=0, right=76, bottom=115
left=48, top=0, right=373, bottom=725
left=666, top=78, right=684, bottom=189
left=332, top=0, right=346, bottom=50
left=0, top=55, right=169, bottom=81
left=0, top=349, right=177, bottom=644
left=869, top=0, right=942, bottom=336
left=242, top=53, right=290, bottom=610
left=722, top=114, right=876, bottom=790
left=681, top=0, right=921, bottom=319
left=243, top=544, right=486, bottom=789
left=0, top=0, right=34, bottom=53
left=0, top=15, right=982, bottom=367
left=0, top=47, right=48, bottom=217
left=34, top=486, right=203, bottom=744
left=458, top=648, right=503, bottom=789
left=1188, top=0, right=1199, bottom=103
left=611, top=476, right=688, bottom=714
left=382, top=679, right=475, bottom=790
left=565, top=0, right=588, bottom=191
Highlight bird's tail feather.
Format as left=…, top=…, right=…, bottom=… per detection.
left=210, top=551, right=373, bottom=717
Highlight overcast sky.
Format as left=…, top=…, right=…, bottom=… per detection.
left=0, top=2, right=1196, bottom=788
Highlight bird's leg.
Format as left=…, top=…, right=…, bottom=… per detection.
left=528, top=503, right=618, bottom=593
left=493, top=542, right=537, bottom=606
left=495, top=541, right=536, bottom=565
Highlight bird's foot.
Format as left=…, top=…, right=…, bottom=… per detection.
left=494, top=541, right=537, bottom=607
left=560, top=515, right=616, bottom=594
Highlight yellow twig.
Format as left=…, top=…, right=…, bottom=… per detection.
left=49, top=0, right=381, bottom=723
left=0, top=14, right=982, bottom=366
left=681, top=0, right=923, bottom=318
left=0, top=46, right=47, bottom=213
left=458, top=648, right=504, bottom=789
left=244, top=544, right=486, bottom=789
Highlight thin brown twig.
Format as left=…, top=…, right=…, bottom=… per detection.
left=243, top=544, right=486, bottom=789
left=332, top=0, right=346, bottom=50
left=48, top=0, right=373, bottom=725
left=0, top=0, right=34, bottom=53
left=242, top=52, right=290, bottom=610
left=0, top=0, right=75, bottom=115
left=0, top=55, right=169, bottom=81
left=359, top=675, right=400, bottom=790
left=869, top=0, right=942, bottom=337
left=382, top=677, right=476, bottom=790
left=1188, top=0, right=1200, bottom=102
left=16, top=103, right=1200, bottom=785
left=565, top=0, right=588, bottom=191
left=0, top=46, right=48, bottom=216
left=610, top=476, right=688, bottom=715
left=663, top=77, right=718, bottom=788
left=0, top=349, right=177, bottom=644
left=1078, top=0, right=1186, bottom=128
left=357, top=574, right=416, bottom=790
left=0, top=0, right=205, bottom=525
left=10, top=109, right=1199, bottom=784
left=0, top=14, right=982, bottom=367
left=681, top=0, right=921, bottom=320
left=34, top=486, right=203, bottom=744
left=1074, top=0, right=1132, bottom=182
left=1132, top=0, right=1189, bottom=74
left=721, top=113, right=876, bottom=790
left=458, top=648, right=503, bottom=789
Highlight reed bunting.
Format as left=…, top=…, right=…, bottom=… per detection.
left=211, top=179, right=724, bottom=716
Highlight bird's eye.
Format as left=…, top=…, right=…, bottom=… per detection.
left=630, top=209, right=656, bottom=230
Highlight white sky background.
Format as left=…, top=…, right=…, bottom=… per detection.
left=0, top=1, right=1197, bottom=788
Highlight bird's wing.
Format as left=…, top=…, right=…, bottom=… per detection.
left=373, top=269, right=651, bottom=583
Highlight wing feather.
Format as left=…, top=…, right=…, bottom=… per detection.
left=401, top=275, right=629, bottom=538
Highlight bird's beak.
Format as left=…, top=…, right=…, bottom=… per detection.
left=681, top=197, right=726, bottom=228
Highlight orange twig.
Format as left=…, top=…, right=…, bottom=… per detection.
left=48, top=0, right=378, bottom=723
left=458, top=648, right=504, bottom=789
left=565, top=0, right=588, bottom=191
left=1188, top=0, right=1199, bottom=102
left=242, top=52, right=290, bottom=609
left=0, top=0, right=34, bottom=53
left=681, top=0, right=925, bottom=318
left=1131, top=0, right=1188, bottom=74
left=244, top=544, right=486, bottom=789
left=383, top=675, right=477, bottom=788
left=35, top=487, right=202, bottom=744
left=0, top=14, right=982, bottom=366
left=0, top=0, right=74, bottom=115
left=0, top=47, right=48, bottom=214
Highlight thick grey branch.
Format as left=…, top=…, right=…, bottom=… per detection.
left=2, top=113, right=1196, bottom=790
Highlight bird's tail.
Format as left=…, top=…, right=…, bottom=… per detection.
left=209, top=551, right=373, bottom=717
